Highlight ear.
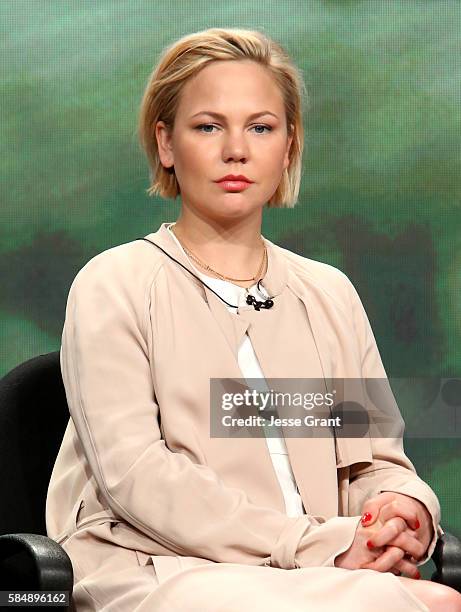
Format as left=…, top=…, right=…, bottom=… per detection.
left=155, top=120, right=175, bottom=169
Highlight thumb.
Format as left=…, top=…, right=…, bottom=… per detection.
left=360, top=492, right=395, bottom=528
left=360, top=506, right=381, bottom=527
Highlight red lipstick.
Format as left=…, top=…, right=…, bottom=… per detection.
left=215, top=174, right=254, bottom=192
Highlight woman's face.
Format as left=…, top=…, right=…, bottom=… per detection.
left=156, top=59, right=294, bottom=225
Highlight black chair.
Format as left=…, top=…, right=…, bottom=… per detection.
left=0, top=352, right=73, bottom=611
left=1, top=353, right=461, bottom=609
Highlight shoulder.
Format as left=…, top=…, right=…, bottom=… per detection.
left=271, top=242, right=375, bottom=356
left=270, top=241, right=355, bottom=304
left=67, top=237, right=165, bottom=302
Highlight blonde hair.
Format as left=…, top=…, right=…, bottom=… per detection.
left=137, top=28, right=309, bottom=208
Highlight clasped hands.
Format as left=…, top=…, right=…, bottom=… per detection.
left=335, top=491, right=434, bottom=579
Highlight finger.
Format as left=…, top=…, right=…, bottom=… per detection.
left=385, top=530, right=426, bottom=561
left=366, top=516, right=407, bottom=548
left=391, top=556, right=421, bottom=579
left=377, top=500, right=420, bottom=531
left=362, top=545, right=405, bottom=573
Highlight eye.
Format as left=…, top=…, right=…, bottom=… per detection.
left=252, top=124, right=272, bottom=134
left=195, top=124, right=217, bottom=133
left=195, top=124, right=273, bottom=134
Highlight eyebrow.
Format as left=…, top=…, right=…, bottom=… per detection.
left=190, top=110, right=279, bottom=120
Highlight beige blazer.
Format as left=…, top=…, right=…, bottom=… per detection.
left=46, top=221, right=443, bottom=586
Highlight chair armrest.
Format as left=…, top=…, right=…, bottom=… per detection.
left=431, top=531, right=461, bottom=592
left=0, top=533, right=73, bottom=595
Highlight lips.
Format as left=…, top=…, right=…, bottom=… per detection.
left=216, top=179, right=252, bottom=192
left=215, top=174, right=253, bottom=183
left=215, top=174, right=253, bottom=192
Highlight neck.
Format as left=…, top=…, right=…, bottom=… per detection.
left=170, top=213, right=266, bottom=285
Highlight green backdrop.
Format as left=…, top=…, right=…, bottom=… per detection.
left=2, top=0, right=460, bottom=577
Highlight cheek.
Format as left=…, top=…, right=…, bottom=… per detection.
left=261, top=139, right=289, bottom=166
left=265, top=146, right=289, bottom=179
left=177, top=143, right=212, bottom=177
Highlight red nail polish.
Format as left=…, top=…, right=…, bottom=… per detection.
left=415, top=571, right=421, bottom=580
left=366, top=540, right=374, bottom=549
left=361, top=512, right=372, bottom=523
left=415, top=519, right=420, bottom=529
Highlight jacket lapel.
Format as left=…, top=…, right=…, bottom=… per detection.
left=143, top=223, right=251, bottom=355
left=287, top=273, right=373, bottom=497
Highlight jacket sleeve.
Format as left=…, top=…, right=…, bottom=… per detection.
left=343, top=274, right=444, bottom=566
left=60, top=253, right=363, bottom=570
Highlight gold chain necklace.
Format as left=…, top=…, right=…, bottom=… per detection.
left=172, top=227, right=267, bottom=282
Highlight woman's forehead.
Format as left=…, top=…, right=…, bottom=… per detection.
left=177, top=63, right=285, bottom=118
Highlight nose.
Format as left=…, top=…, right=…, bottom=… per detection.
left=222, top=129, right=250, bottom=163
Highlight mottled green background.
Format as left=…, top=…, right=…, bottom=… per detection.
left=1, top=0, right=460, bottom=574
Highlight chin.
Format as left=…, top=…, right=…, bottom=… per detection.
left=214, top=207, right=260, bottom=222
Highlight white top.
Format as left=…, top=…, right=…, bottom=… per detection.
left=167, top=223, right=305, bottom=517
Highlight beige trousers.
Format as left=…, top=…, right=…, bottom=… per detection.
left=64, top=526, right=429, bottom=612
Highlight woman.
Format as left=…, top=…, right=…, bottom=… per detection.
left=46, top=28, right=461, bottom=611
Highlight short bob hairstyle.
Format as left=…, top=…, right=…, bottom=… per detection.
left=137, top=27, right=309, bottom=208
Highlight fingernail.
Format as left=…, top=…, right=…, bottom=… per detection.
left=366, top=540, right=374, bottom=549
left=361, top=512, right=372, bottom=523
left=415, top=571, right=421, bottom=580
left=415, top=519, right=420, bottom=529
